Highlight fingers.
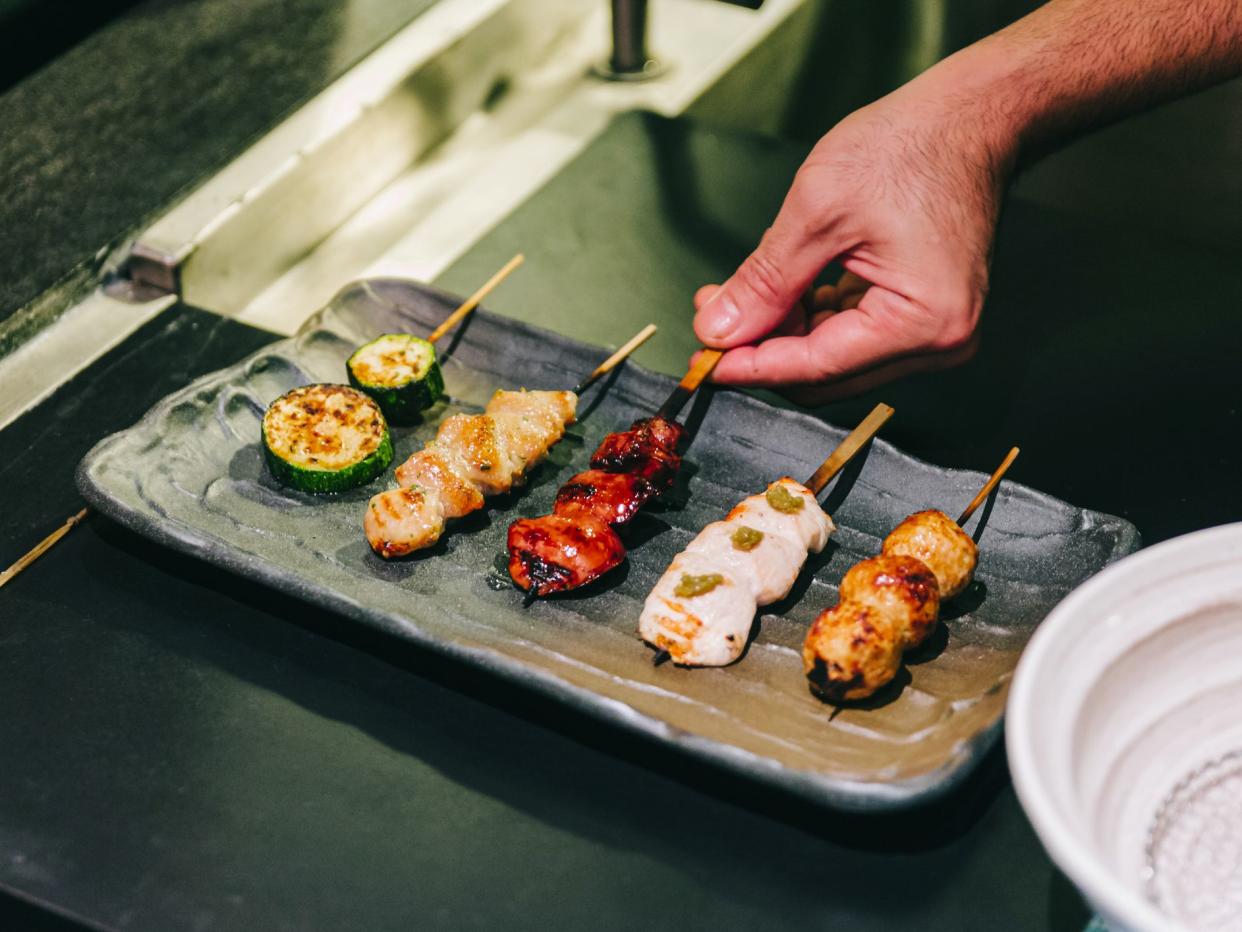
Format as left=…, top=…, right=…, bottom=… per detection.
left=777, top=336, right=980, bottom=405
left=835, top=271, right=870, bottom=307
left=693, top=284, right=720, bottom=310
left=708, top=285, right=947, bottom=387
left=696, top=281, right=810, bottom=339
left=693, top=183, right=846, bottom=349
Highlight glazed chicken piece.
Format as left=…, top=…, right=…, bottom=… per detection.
left=802, top=510, right=978, bottom=702
left=507, top=414, right=688, bottom=596
left=638, top=478, right=836, bottom=666
left=589, top=416, right=684, bottom=489
left=364, top=389, right=577, bottom=558
left=882, top=509, right=978, bottom=598
left=507, top=514, right=626, bottom=595
left=552, top=470, right=658, bottom=526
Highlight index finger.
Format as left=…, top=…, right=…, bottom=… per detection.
left=709, top=288, right=943, bottom=387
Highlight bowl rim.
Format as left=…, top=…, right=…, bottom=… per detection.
left=1007, top=521, right=1242, bottom=932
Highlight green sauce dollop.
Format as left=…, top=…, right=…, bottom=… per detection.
left=674, top=573, right=724, bottom=598
left=766, top=483, right=805, bottom=513
left=731, top=526, right=765, bottom=551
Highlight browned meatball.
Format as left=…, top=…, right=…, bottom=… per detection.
left=802, top=601, right=903, bottom=702
left=882, top=509, right=978, bottom=599
left=839, top=554, right=941, bottom=649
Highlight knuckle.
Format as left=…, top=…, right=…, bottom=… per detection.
left=929, top=320, right=975, bottom=354
left=736, top=249, right=789, bottom=306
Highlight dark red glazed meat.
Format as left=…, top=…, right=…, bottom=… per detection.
left=508, top=415, right=685, bottom=596
left=553, top=469, right=657, bottom=526
left=588, top=416, right=684, bottom=490
left=507, top=514, right=626, bottom=596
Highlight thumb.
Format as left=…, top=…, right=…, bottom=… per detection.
left=694, top=203, right=840, bottom=348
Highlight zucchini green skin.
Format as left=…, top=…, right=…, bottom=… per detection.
left=261, top=385, right=394, bottom=494
left=346, top=334, right=445, bottom=424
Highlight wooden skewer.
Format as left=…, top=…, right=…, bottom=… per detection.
left=957, top=446, right=1020, bottom=525
left=0, top=507, right=90, bottom=591
left=656, top=349, right=724, bottom=420
left=427, top=253, right=525, bottom=344
left=571, top=323, right=658, bottom=394
left=804, top=403, right=895, bottom=495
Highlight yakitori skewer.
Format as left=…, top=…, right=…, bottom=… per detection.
left=364, top=324, right=659, bottom=559
left=0, top=508, right=91, bottom=591
left=641, top=403, right=895, bottom=667
left=4, top=259, right=531, bottom=590
left=802, top=446, right=1020, bottom=703
left=506, top=349, right=725, bottom=600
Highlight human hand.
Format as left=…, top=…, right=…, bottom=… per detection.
left=693, top=84, right=1016, bottom=403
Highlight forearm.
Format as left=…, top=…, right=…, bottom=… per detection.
left=903, top=0, right=1242, bottom=168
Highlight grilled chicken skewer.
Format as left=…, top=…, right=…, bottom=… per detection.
left=802, top=446, right=1020, bottom=703
left=364, top=325, right=658, bottom=558
left=639, top=404, right=895, bottom=667
left=507, top=350, right=724, bottom=598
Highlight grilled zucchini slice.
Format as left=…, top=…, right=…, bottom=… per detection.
left=261, top=384, right=393, bottom=494
left=346, top=334, right=445, bottom=423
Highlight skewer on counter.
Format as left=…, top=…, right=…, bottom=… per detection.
left=640, top=403, right=896, bottom=667
left=802, top=446, right=1020, bottom=703
left=364, top=324, right=659, bottom=559
left=0, top=508, right=91, bottom=591
left=506, top=349, right=724, bottom=601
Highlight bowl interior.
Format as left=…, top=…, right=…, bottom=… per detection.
left=1008, top=524, right=1242, bottom=932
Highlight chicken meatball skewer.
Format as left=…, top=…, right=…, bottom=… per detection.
left=639, top=403, right=896, bottom=667
left=802, top=447, right=1021, bottom=703
left=363, top=325, right=658, bottom=558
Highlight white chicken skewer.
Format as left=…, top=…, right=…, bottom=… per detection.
left=639, top=403, right=895, bottom=667
left=364, top=325, right=657, bottom=558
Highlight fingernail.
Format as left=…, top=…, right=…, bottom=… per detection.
left=699, top=292, right=740, bottom=341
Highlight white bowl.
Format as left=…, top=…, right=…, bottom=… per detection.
left=1008, top=522, right=1242, bottom=932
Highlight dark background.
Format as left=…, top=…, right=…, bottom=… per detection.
left=2, top=0, right=1240, bottom=929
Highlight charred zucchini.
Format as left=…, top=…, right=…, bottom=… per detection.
left=346, top=334, right=445, bottom=423
left=261, top=384, right=393, bottom=494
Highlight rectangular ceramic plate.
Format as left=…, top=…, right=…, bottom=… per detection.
left=78, top=280, right=1140, bottom=811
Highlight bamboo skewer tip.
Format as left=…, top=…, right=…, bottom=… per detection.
left=0, top=506, right=90, bottom=591
left=427, top=252, right=525, bottom=345
left=957, top=446, right=1020, bottom=525
left=804, top=402, right=895, bottom=495
left=573, top=323, right=658, bottom=394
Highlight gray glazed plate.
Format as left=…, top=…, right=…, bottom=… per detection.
left=78, top=280, right=1140, bottom=812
